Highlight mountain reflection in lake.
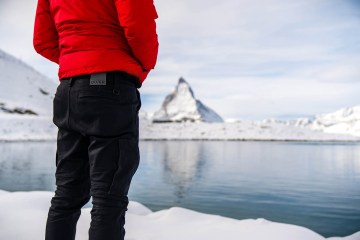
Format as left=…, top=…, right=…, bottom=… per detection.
left=162, top=141, right=206, bottom=200
left=0, top=141, right=359, bottom=237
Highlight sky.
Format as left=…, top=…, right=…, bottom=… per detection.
left=0, top=0, right=360, bottom=120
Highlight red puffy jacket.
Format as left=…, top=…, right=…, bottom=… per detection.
left=33, top=0, right=159, bottom=84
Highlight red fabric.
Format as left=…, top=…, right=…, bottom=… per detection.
left=33, top=0, right=159, bottom=84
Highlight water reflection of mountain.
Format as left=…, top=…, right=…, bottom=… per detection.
left=161, top=141, right=206, bottom=201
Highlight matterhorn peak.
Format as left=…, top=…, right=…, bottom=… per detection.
left=177, top=77, right=190, bottom=88
left=178, top=77, right=186, bottom=83
left=173, top=77, right=195, bottom=99
left=153, top=78, right=223, bottom=123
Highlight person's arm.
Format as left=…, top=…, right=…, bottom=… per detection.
left=115, top=0, right=159, bottom=73
left=33, top=0, right=60, bottom=64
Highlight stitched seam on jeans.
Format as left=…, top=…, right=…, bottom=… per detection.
left=108, top=143, right=121, bottom=194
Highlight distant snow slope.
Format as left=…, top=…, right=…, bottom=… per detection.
left=153, top=78, right=223, bottom=123
left=0, top=49, right=58, bottom=140
left=265, top=105, right=360, bottom=137
left=0, top=190, right=359, bottom=240
left=0, top=49, right=56, bottom=116
left=140, top=118, right=359, bottom=141
left=0, top=114, right=56, bottom=141
left=310, top=105, right=360, bottom=137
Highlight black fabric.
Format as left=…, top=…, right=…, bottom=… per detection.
left=61, top=71, right=142, bottom=88
left=45, top=73, right=141, bottom=240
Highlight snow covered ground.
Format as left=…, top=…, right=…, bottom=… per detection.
left=310, top=105, right=360, bottom=137
left=0, top=114, right=56, bottom=141
left=0, top=190, right=359, bottom=240
left=1, top=112, right=359, bottom=141
left=139, top=118, right=360, bottom=141
left=1, top=114, right=359, bottom=141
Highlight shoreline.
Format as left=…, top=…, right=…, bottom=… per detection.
left=1, top=115, right=359, bottom=142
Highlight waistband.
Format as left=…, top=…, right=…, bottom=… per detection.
left=60, top=71, right=141, bottom=88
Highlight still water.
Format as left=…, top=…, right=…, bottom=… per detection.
left=0, top=141, right=359, bottom=237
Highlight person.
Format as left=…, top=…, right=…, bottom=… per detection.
left=33, top=0, right=159, bottom=239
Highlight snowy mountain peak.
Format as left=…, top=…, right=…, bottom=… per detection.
left=177, top=77, right=193, bottom=92
left=153, top=78, right=223, bottom=123
left=176, top=77, right=195, bottom=98
left=178, top=77, right=187, bottom=85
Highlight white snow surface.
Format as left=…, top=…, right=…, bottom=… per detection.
left=1, top=111, right=359, bottom=142
left=0, top=49, right=58, bottom=140
left=263, top=106, right=360, bottom=137
left=0, top=49, right=57, bottom=116
left=139, top=118, right=359, bottom=141
left=153, top=78, right=224, bottom=123
left=0, top=190, right=359, bottom=240
left=309, top=105, right=360, bottom=137
left=0, top=114, right=56, bottom=141
left=2, top=114, right=359, bottom=141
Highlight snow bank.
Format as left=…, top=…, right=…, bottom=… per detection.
left=0, top=114, right=56, bottom=141
left=1, top=114, right=359, bottom=141
left=140, top=119, right=360, bottom=141
left=310, top=105, right=360, bottom=137
left=0, top=190, right=358, bottom=240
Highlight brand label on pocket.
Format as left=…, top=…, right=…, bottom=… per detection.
left=90, top=73, right=106, bottom=85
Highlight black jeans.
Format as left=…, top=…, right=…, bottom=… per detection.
left=45, top=71, right=141, bottom=240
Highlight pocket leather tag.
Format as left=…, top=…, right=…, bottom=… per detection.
left=90, top=73, right=107, bottom=85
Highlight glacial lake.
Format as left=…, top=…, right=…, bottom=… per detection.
left=0, top=141, right=359, bottom=237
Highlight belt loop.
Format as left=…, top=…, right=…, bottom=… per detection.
left=110, top=72, right=120, bottom=95
left=114, top=72, right=120, bottom=90
left=69, top=77, right=74, bottom=87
